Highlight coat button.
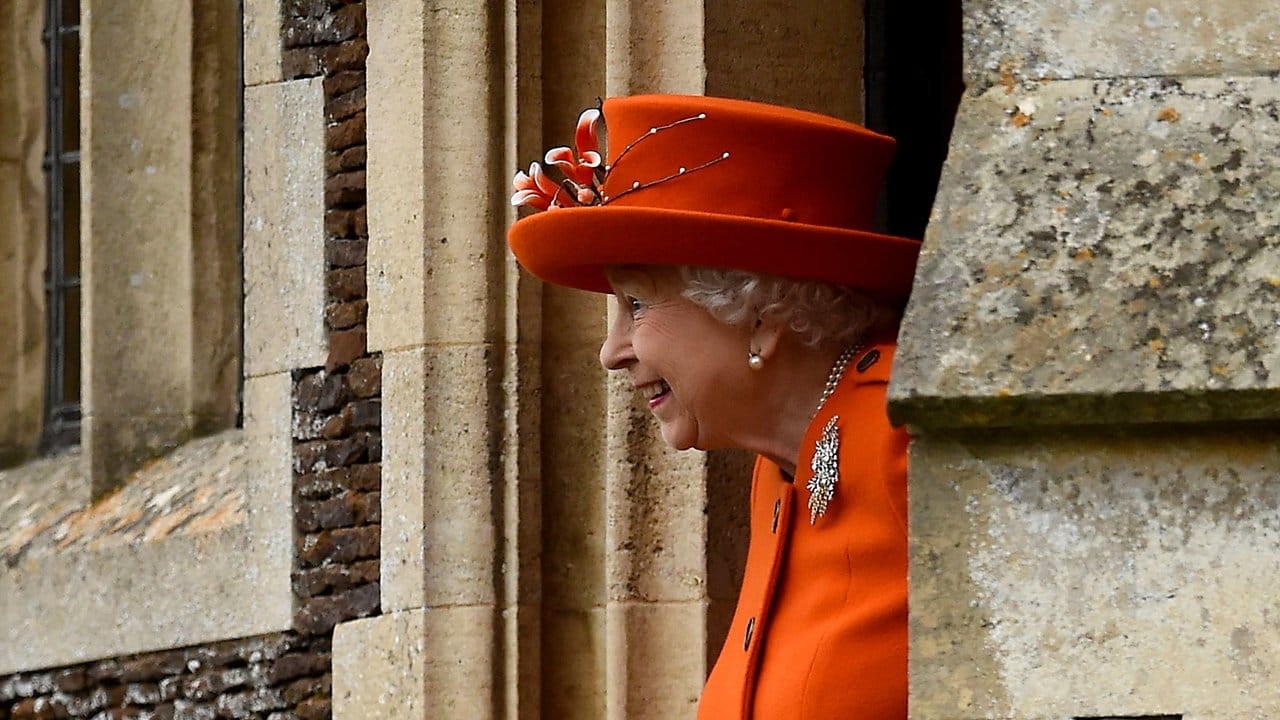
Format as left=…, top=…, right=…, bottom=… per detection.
left=856, top=348, right=881, bottom=373
left=771, top=498, right=782, bottom=533
left=743, top=617, right=756, bottom=650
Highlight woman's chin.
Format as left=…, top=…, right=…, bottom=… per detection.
left=657, top=424, right=699, bottom=451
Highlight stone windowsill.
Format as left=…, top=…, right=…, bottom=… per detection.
left=0, top=374, right=295, bottom=675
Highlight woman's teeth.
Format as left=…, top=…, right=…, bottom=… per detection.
left=645, top=381, right=670, bottom=400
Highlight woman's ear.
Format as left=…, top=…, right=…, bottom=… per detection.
left=750, top=313, right=786, bottom=361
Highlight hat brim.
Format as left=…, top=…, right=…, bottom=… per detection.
left=508, top=206, right=921, bottom=300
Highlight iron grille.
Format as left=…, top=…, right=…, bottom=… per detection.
left=40, top=0, right=82, bottom=454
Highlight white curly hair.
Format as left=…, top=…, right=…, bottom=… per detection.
left=678, top=266, right=900, bottom=348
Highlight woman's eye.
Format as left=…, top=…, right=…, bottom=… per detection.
left=625, top=295, right=644, bottom=316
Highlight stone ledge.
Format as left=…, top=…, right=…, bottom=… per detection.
left=965, top=0, right=1280, bottom=89
left=0, top=374, right=294, bottom=675
left=0, top=434, right=246, bottom=568
left=891, top=75, right=1280, bottom=429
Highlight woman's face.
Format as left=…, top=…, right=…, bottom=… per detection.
left=599, top=266, right=755, bottom=451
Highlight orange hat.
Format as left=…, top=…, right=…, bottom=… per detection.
left=507, top=94, right=920, bottom=300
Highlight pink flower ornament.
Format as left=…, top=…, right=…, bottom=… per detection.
left=512, top=107, right=604, bottom=211
left=510, top=162, right=562, bottom=211
left=511, top=103, right=723, bottom=213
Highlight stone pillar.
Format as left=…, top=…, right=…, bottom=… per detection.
left=338, top=3, right=543, bottom=719
left=536, top=4, right=610, bottom=718
left=82, top=0, right=241, bottom=497
left=891, top=1, right=1280, bottom=717
left=0, top=0, right=46, bottom=466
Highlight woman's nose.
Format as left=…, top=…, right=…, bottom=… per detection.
left=599, top=313, right=634, bottom=371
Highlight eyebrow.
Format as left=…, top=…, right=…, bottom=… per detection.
left=608, top=266, right=659, bottom=295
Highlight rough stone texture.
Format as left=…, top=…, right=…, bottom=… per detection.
left=378, top=345, right=503, bottom=612
left=243, top=0, right=283, bottom=86
left=333, top=608, right=493, bottom=720
left=331, top=610, right=426, bottom=720
left=0, top=374, right=294, bottom=675
left=2, top=7, right=376, bottom=720
left=605, top=377, right=710, bottom=604
left=365, top=0, right=506, bottom=351
left=891, top=75, right=1280, bottom=429
left=0, top=434, right=246, bottom=567
left=604, top=602, right=707, bottom=719
left=243, top=76, right=329, bottom=378
left=965, top=0, right=1280, bottom=88
left=910, top=428, right=1280, bottom=719
left=0, top=633, right=329, bottom=720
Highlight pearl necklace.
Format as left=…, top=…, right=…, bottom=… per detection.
left=812, top=341, right=865, bottom=420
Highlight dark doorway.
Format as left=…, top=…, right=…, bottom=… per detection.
left=865, top=0, right=965, bottom=241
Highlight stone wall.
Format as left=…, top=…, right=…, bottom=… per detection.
left=891, top=0, right=1280, bottom=717
left=0, top=2, right=378, bottom=718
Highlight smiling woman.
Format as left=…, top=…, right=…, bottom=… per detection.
left=508, top=94, right=919, bottom=720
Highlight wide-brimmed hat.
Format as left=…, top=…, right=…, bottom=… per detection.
left=507, top=94, right=921, bottom=300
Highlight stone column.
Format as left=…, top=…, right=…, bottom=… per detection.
left=81, top=0, right=241, bottom=497
left=891, top=1, right=1280, bottom=717
left=337, top=2, right=544, bottom=719
left=0, top=0, right=46, bottom=466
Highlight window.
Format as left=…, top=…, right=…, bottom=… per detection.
left=40, top=0, right=81, bottom=454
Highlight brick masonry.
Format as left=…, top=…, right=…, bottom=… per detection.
left=0, top=2, right=377, bottom=718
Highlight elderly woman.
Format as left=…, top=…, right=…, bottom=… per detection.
left=509, top=95, right=919, bottom=720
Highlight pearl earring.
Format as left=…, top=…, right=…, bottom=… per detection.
left=748, top=352, right=764, bottom=370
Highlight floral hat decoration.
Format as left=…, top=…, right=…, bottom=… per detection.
left=507, top=94, right=921, bottom=300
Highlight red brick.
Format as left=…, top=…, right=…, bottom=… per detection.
left=325, top=209, right=356, bottom=237
left=325, top=299, right=367, bottom=330
left=326, top=112, right=365, bottom=152
left=346, top=356, right=381, bottom=398
left=322, top=38, right=368, bottom=73
left=326, top=328, right=366, bottom=372
left=324, top=170, right=365, bottom=206
left=326, top=238, right=366, bottom=267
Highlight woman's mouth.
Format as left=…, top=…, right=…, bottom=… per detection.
left=642, top=380, right=671, bottom=408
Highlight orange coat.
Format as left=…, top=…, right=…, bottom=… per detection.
left=698, top=342, right=909, bottom=720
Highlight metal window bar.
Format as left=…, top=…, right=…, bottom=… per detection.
left=40, top=0, right=82, bottom=454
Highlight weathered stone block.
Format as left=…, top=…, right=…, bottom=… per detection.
left=604, top=602, right=706, bottom=719
left=325, top=113, right=365, bottom=152
left=325, top=267, right=366, bottom=302
left=326, top=328, right=367, bottom=372
left=243, top=0, right=283, bottom=86
left=892, top=75, right=1280, bottom=429
left=244, top=77, right=328, bottom=378
left=965, top=0, right=1280, bottom=88
left=910, top=428, right=1280, bottom=718
left=332, top=608, right=495, bottom=720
